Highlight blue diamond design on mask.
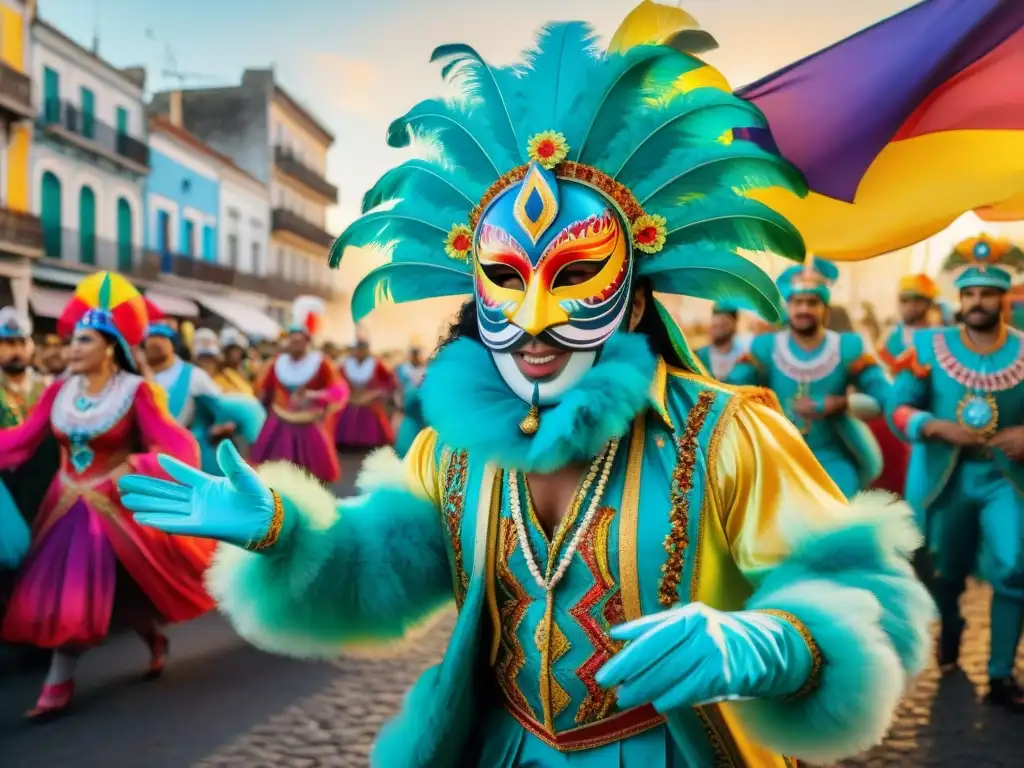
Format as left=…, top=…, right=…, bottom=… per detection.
left=524, top=188, right=544, bottom=223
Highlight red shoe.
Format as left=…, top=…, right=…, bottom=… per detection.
left=26, top=679, right=75, bottom=722
left=145, top=631, right=169, bottom=679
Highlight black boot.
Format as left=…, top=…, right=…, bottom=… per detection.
left=985, top=677, right=1024, bottom=713
left=937, top=621, right=963, bottom=671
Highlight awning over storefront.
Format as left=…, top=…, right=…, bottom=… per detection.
left=29, top=286, right=74, bottom=319
left=196, top=294, right=281, bottom=340
left=146, top=290, right=200, bottom=318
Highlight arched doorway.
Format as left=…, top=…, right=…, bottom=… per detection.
left=79, top=185, right=96, bottom=265
left=40, top=171, right=62, bottom=258
left=116, top=197, right=133, bottom=272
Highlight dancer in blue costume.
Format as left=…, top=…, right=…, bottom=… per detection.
left=394, top=340, right=427, bottom=459
left=118, top=6, right=933, bottom=766
left=888, top=234, right=1024, bottom=712
left=726, top=259, right=889, bottom=497
left=142, top=323, right=265, bottom=475
left=694, top=301, right=751, bottom=380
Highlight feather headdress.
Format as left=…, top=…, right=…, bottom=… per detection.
left=330, top=11, right=807, bottom=337
left=291, top=295, right=326, bottom=337
left=943, top=234, right=1022, bottom=291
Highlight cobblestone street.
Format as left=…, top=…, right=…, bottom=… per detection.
left=195, top=582, right=1021, bottom=768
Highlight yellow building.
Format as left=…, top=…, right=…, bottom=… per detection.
left=0, top=0, right=42, bottom=314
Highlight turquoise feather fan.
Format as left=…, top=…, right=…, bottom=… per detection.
left=330, top=20, right=808, bottom=324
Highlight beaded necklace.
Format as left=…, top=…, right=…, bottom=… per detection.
left=508, top=438, right=620, bottom=593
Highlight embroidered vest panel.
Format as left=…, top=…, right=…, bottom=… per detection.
left=433, top=379, right=745, bottom=764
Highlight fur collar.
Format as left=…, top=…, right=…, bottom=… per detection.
left=421, top=333, right=658, bottom=473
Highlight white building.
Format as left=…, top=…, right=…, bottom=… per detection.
left=219, top=160, right=269, bottom=278
left=28, top=19, right=147, bottom=280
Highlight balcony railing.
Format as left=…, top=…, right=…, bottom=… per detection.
left=40, top=99, right=149, bottom=171
left=0, top=208, right=43, bottom=255
left=273, top=146, right=338, bottom=202
left=271, top=207, right=335, bottom=249
left=0, top=62, right=32, bottom=120
left=41, top=227, right=146, bottom=274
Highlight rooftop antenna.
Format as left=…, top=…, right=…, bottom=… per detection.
left=91, top=0, right=101, bottom=54
left=145, top=28, right=219, bottom=90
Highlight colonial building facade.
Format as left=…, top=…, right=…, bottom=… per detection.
left=29, top=18, right=148, bottom=280
left=0, top=0, right=42, bottom=315
left=150, top=69, right=338, bottom=323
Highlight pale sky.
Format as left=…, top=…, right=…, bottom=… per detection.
left=40, top=0, right=921, bottom=235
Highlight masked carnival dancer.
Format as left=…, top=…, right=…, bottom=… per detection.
left=394, top=339, right=428, bottom=458
left=119, top=12, right=935, bottom=766
left=726, top=259, right=890, bottom=497
left=888, top=235, right=1024, bottom=711
left=334, top=332, right=396, bottom=451
left=0, top=273, right=214, bottom=719
left=251, top=296, right=347, bottom=484
left=217, top=327, right=257, bottom=396
left=694, top=301, right=751, bottom=381
left=144, top=323, right=265, bottom=476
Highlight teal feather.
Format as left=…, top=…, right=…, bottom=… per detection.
left=638, top=248, right=786, bottom=322
left=351, top=262, right=473, bottom=323
left=430, top=43, right=522, bottom=161
left=99, top=274, right=112, bottom=310
left=661, top=195, right=805, bottom=262
left=386, top=98, right=518, bottom=180
left=605, top=89, right=768, bottom=184
left=635, top=143, right=809, bottom=209
left=508, top=23, right=604, bottom=149
left=812, top=258, right=840, bottom=282
left=360, top=160, right=483, bottom=213
left=652, top=298, right=703, bottom=373
left=574, top=46, right=683, bottom=164
left=328, top=205, right=465, bottom=269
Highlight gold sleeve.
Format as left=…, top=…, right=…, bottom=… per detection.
left=402, top=427, right=442, bottom=507
left=712, top=393, right=848, bottom=576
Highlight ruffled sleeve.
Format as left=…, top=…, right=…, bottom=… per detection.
left=710, top=391, right=934, bottom=764
left=0, top=380, right=60, bottom=469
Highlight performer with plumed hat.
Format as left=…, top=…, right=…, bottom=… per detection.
left=250, top=296, right=348, bottom=484
left=0, top=273, right=213, bottom=719
left=120, top=5, right=934, bottom=764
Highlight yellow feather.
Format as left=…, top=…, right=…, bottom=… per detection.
left=609, top=1, right=718, bottom=55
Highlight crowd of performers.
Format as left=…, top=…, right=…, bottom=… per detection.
left=0, top=3, right=1021, bottom=766
left=0, top=275, right=424, bottom=719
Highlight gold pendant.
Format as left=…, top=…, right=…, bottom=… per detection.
left=519, top=404, right=540, bottom=435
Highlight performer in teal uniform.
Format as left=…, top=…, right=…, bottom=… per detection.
left=118, top=9, right=933, bottom=766
left=878, top=273, right=941, bottom=371
left=888, top=234, right=1024, bottom=712
left=726, top=259, right=889, bottom=496
left=394, top=340, right=427, bottom=459
left=143, top=323, right=265, bottom=475
left=694, top=301, right=751, bottom=380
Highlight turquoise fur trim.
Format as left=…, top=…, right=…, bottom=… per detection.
left=420, top=332, right=657, bottom=472
left=733, top=493, right=935, bottom=763
left=206, top=460, right=452, bottom=658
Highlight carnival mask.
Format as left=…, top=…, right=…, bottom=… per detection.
left=473, top=163, right=636, bottom=404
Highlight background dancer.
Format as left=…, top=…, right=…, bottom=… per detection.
left=694, top=301, right=751, bottom=380
left=218, top=327, right=256, bottom=395
left=0, top=273, right=213, bottom=720
left=144, top=323, right=264, bottom=475
left=393, top=339, right=426, bottom=458
left=727, top=259, right=891, bottom=496
left=334, top=332, right=395, bottom=451
left=251, top=296, right=347, bottom=484
left=888, top=234, right=1024, bottom=712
